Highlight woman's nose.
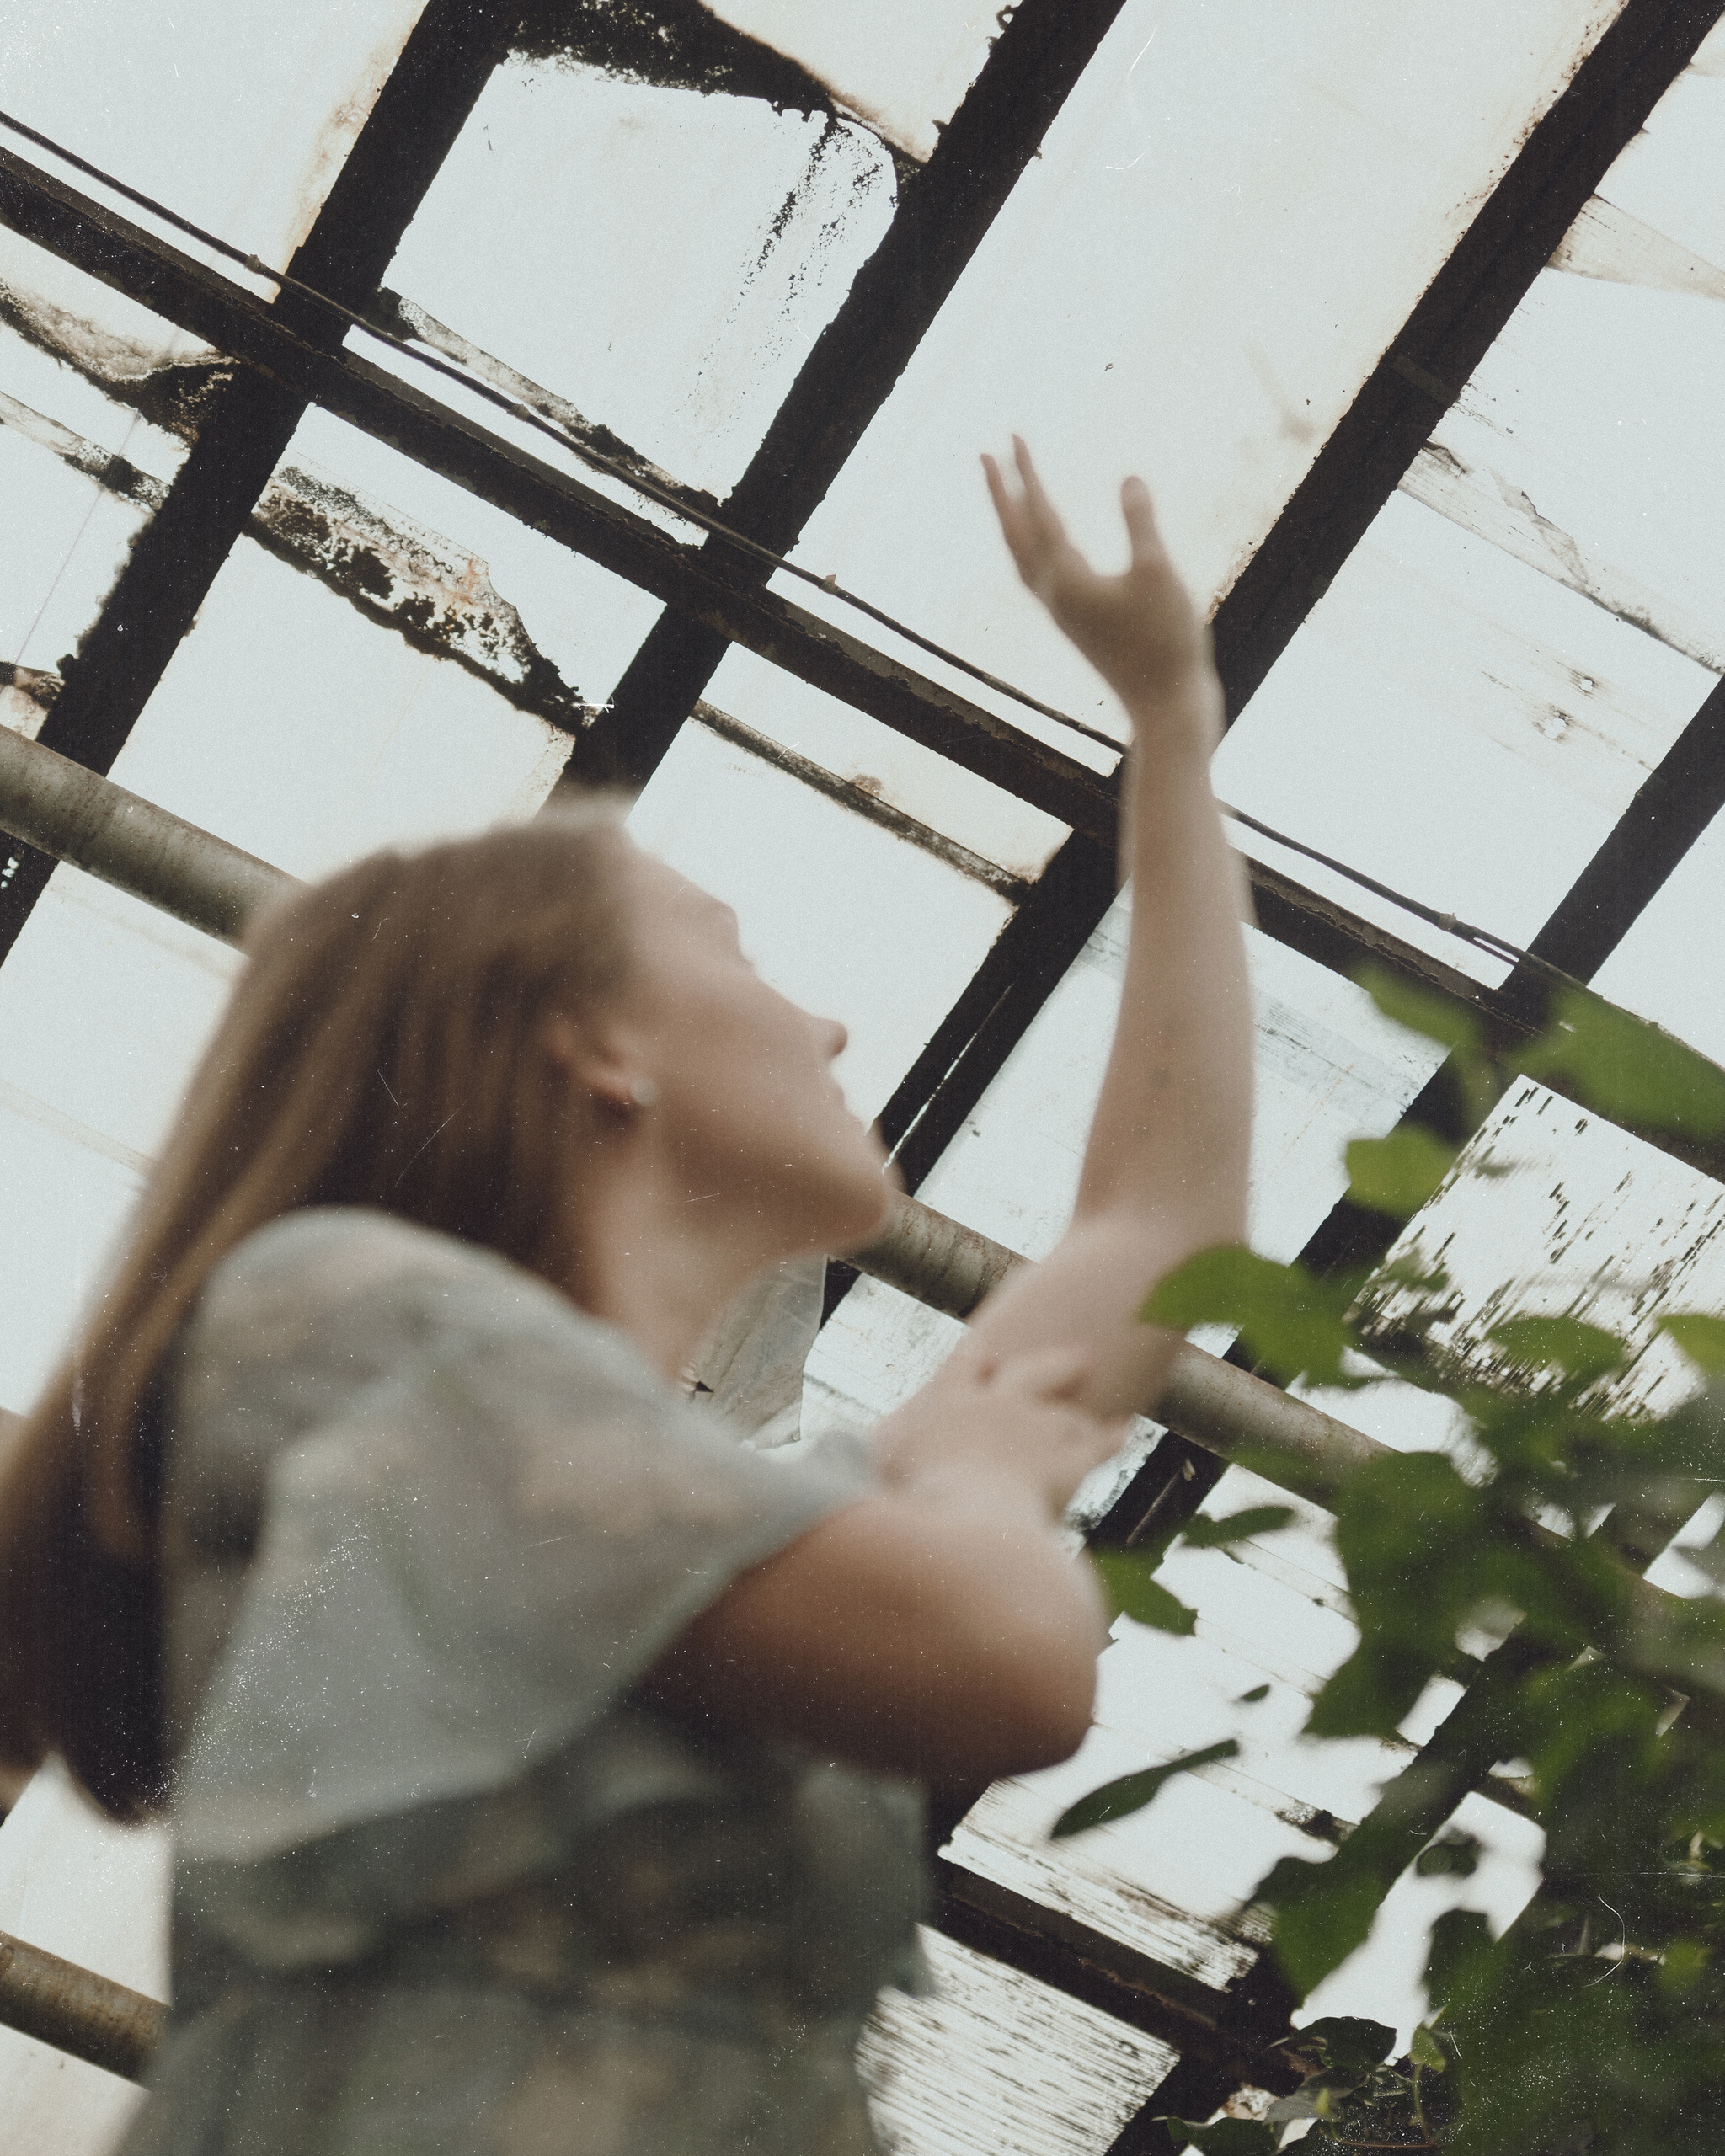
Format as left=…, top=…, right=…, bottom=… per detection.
left=819, top=1015, right=848, bottom=1060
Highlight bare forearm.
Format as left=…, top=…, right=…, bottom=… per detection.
left=1079, top=666, right=1253, bottom=1238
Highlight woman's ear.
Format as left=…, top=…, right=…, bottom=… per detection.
left=541, top=1011, right=640, bottom=1118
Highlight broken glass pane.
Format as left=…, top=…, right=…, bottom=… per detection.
left=1426, top=270, right=1725, bottom=669
left=1366, top=1080, right=1725, bottom=1432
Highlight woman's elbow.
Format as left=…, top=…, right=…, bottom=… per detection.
left=943, top=1625, right=1099, bottom=1783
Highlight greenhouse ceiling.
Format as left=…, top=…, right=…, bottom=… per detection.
left=2, top=2, right=1725, bottom=2151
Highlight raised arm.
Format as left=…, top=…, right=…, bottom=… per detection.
left=953, top=442, right=1255, bottom=1423
left=644, top=449, right=1250, bottom=1784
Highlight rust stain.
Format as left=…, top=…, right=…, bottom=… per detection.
left=0, top=275, right=231, bottom=440
left=512, top=0, right=833, bottom=121
left=0, top=663, right=60, bottom=739
left=283, top=6, right=425, bottom=267
left=250, top=462, right=588, bottom=734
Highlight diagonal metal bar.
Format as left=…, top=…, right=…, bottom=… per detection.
left=565, top=0, right=1135, bottom=787
left=0, top=0, right=516, bottom=972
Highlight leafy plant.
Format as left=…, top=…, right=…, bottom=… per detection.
left=1065, top=976, right=1725, bottom=2152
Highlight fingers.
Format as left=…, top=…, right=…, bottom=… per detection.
left=1012, top=436, right=1071, bottom=554
left=1119, top=474, right=1164, bottom=567
left=982, top=452, right=1035, bottom=586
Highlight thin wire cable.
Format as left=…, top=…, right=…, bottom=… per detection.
left=0, top=107, right=1582, bottom=993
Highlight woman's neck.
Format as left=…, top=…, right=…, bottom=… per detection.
left=556, top=1159, right=798, bottom=1383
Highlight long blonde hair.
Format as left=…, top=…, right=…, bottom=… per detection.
left=0, top=805, right=634, bottom=1817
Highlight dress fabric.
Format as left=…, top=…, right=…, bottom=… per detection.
left=119, top=1208, right=927, bottom=2156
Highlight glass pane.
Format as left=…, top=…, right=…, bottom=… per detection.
left=0, top=1767, right=169, bottom=2154
left=1296, top=1790, right=1542, bottom=2042
left=0, top=871, right=238, bottom=1171
left=105, top=537, right=569, bottom=878
left=628, top=723, right=1011, bottom=1126
left=702, top=644, right=1069, bottom=884
left=1423, top=269, right=1725, bottom=664
left=767, top=0, right=1622, bottom=734
left=913, top=905, right=1446, bottom=1270
left=1592, top=24, right=1725, bottom=271
left=3, top=0, right=429, bottom=272
left=702, top=1, right=998, bottom=163
left=0, top=229, right=195, bottom=686
left=386, top=53, right=896, bottom=499
left=1212, top=491, right=1716, bottom=954
left=858, top=1931, right=1175, bottom=2156
left=0, top=1086, right=142, bottom=1411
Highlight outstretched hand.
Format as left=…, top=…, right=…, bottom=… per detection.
left=983, top=437, right=1210, bottom=718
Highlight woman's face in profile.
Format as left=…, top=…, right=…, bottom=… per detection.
left=611, top=841, right=895, bottom=1254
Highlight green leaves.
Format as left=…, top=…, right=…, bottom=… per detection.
left=1158, top=2121, right=1277, bottom=2154
left=1487, top=1315, right=1631, bottom=1385
left=1180, top=1504, right=1297, bottom=1549
left=1312, top=1450, right=1493, bottom=1737
left=1357, top=963, right=1500, bottom=1125
left=1659, top=1313, right=1725, bottom=1374
left=1416, top=1828, right=1482, bottom=1880
left=1258, top=1854, right=1386, bottom=1994
left=1090, top=1550, right=1196, bottom=1634
left=1519, top=985, right=1725, bottom=1139
left=1050, top=1740, right=1239, bottom=1838
left=1345, top=1126, right=1459, bottom=1218
left=1143, top=1245, right=1357, bottom=1385
left=1408, top=2022, right=1450, bottom=2072
left=1290, top=2016, right=1397, bottom=2073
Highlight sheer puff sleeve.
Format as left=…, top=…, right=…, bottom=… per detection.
left=165, top=1208, right=876, bottom=1870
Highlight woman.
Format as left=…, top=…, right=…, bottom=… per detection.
left=0, top=446, right=1252, bottom=2153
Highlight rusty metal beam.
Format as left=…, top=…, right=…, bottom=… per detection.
left=0, top=1927, right=164, bottom=2084
left=0, top=383, right=1030, bottom=904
